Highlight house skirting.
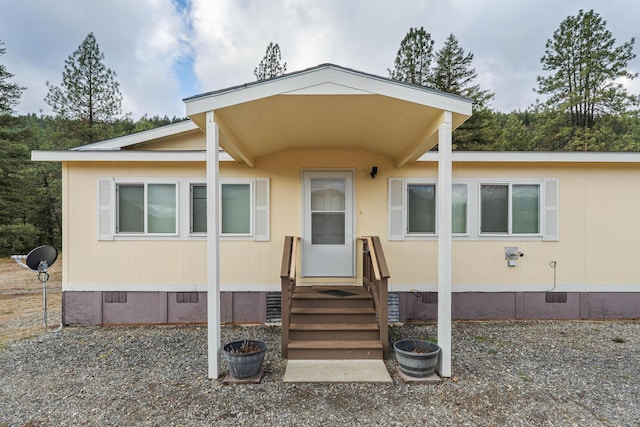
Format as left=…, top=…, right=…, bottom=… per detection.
left=62, top=290, right=640, bottom=326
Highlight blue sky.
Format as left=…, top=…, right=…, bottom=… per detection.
left=1, top=0, right=639, bottom=119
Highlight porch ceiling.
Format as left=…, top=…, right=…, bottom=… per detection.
left=185, top=64, right=472, bottom=167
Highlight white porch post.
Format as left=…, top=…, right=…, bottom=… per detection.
left=437, top=111, right=453, bottom=378
left=206, top=111, right=221, bottom=379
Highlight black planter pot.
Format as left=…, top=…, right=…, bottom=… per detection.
left=222, top=340, right=267, bottom=379
left=393, top=339, right=440, bottom=378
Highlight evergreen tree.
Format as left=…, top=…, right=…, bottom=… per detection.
left=536, top=9, right=637, bottom=129
left=430, top=34, right=496, bottom=150
left=496, top=112, right=532, bottom=150
left=431, top=34, right=494, bottom=108
left=45, top=32, right=124, bottom=144
left=0, top=40, right=25, bottom=114
left=0, top=115, right=43, bottom=254
left=254, top=42, right=287, bottom=80
left=388, top=27, right=434, bottom=86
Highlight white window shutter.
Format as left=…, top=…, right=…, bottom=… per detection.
left=254, top=178, right=270, bottom=241
left=388, top=178, right=404, bottom=241
left=97, top=178, right=114, bottom=240
left=542, top=178, right=559, bottom=241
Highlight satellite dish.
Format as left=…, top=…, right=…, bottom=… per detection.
left=25, top=245, right=58, bottom=272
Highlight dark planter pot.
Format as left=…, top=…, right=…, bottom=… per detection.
left=393, top=339, right=441, bottom=378
left=222, top=340, right=267, bottom=379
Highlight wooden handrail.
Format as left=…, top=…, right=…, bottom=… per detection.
left=289, top=236, right=298, bottom=282
left=280, top=236, right=293, bottom=278
left=366, top=237, right=381, bottom=281
left=360, top=236, right=389, bottom=357
left=281, top=236, right=299, bottom=359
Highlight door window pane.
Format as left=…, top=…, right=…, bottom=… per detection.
left=310, top=179, right=345, bottom=211
left=512, top=184, right=539, bottom=233
left=310, top=178, right=346, bottom=245
left=147, top=184, right=176, bottom=233
left=118, top=185, right=144, bottom=233
left=222, top=183, right=250, bottom=234
left=481, top=184, right=508, bottom=233
left=311, top=212, right=345, bottom=244
left=192, top=185, right=207, bottom=233
left=407, top=184, right=435, bottom=233
left=452, top=184, right=467, bottom=234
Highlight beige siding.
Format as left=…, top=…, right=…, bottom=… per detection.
left=130, top=130, right=205, bottom=151
left=63, top=151, right=640, bottom=293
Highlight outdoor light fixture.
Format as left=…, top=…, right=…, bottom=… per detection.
left=370, top=166, right=378, bottom=179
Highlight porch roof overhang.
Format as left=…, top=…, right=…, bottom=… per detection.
left=184, top=64, right=472, bottom=168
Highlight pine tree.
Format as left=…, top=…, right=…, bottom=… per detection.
left=254, top=42, right=287, bottom=80
left=430, top=34, right=496, bottom=150
left=431, top=34, right=494, bottom=108
left=388, top=27, right=434, bottom=86
left=537, top=9, right=637, bottom=129
left=0, top=40, right=25, bottom=115
left=45, top=32, right=124, bottom=143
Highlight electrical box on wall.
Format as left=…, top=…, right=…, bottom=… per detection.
left=505, top=246, right=524, bottom=267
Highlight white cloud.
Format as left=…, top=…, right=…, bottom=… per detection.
left=2, top=0, right=639, bottom=117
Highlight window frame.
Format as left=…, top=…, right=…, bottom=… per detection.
left=452, top=182, right=469, bottom=236
left=405, top=180, right=437, bottom=236
left=187, top=178, right=270, bottom=241
left=99, top=176, right=270, bottom=241
left=390, top=178, right=470, bottom=240
left=219, top=179, right=254, bottom=238
left=190, top=183, right=207, bottom=235
left=115, top=180, right=179, bottom=236
left=388, top=177, right=555, bottom=241
left=478, top=181, right=542, bottom=237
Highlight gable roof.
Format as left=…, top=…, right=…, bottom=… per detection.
left=184, top=63, right=473, bottom=167
left=70, top=120, right=199, bottom=151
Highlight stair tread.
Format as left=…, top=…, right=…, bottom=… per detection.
left=290, top=323, right=379, bottom=331
left=291, top=307, right=375, bottom=314
left=292, top=293, right=372, bottom=299
left=288, top=340, right=383, bottom=349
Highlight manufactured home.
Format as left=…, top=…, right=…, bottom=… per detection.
left=33, top=64, right=640, bottom=378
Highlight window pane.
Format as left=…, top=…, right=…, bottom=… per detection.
left=148, top=184, right=176, bottom=233
left=452, top=184, right=467, bottom=234
left=118, top=185, right=144, bottom=233
left=311, top=178, right=345, bottom=211
left=192, top=185, right=207, bottom=233
left=481, top=185, right=508, bottom=233
left=512, top=184, right=539, bottom=233
left=311, top=212, right=345, bottom=244
left=222, top=184, right=250, bottom=234
left=407, top=184, right=435, bottom=233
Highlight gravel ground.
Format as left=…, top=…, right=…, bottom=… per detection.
left=1, top=320, right=639, bottom=426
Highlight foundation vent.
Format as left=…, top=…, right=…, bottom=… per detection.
left=545, top=292, right=568, bottom=304
left=266, top=291, right=281, bottom=323
left=104, top=292, right=127, bottom=303
left=176, top=292, right=198, bottom=303
left=388, top=292, right=400, bottom=323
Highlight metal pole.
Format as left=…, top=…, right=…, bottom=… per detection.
left=39, top=270, right=49, bottom=329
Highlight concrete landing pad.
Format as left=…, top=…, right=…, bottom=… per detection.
left=283, top=359, right=392, bottom=383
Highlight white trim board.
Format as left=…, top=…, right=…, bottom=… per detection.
left=419, top=151, right=640, bottom=163
left=31, top=150, right=236, bottom=162
left=389, top=283, right=640, bottom=293
left=62, top=282, right=282, bottom=292
left=63, top=282, right=640, bottom=293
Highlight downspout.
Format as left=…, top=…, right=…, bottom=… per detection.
left=437, top=111, right=453, bottom=378
left=206, top=111, right=222, bottom=379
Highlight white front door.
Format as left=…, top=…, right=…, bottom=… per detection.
left=302, top=170, right=355, bottom=277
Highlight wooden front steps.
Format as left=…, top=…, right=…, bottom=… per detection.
left=285, top=285, right=383, bottom=360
